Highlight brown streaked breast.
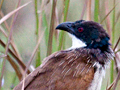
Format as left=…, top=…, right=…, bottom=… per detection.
left=14, top=48, right=96, bottom=90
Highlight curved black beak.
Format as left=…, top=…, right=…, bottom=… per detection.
left=56, top=22, right=74, bottom=34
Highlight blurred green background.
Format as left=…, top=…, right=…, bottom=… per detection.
left=0, top=0, right=120, bottom=90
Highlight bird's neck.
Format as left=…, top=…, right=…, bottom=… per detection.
left=70, top=35, right=110, bottom=53
left=86, top=37, right=110, bottom=52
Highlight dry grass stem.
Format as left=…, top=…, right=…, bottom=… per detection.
left=80, top=0, right=88, bottom=19
left=105, top=1, right=112, bottom=40
left=0, top=11, right=10, bottom=31
left=86, top=0, right=91, bottom=20
left=113, top=37, right=120, bottom=51
left=113, top=71, right=120, bottom=90
left=0, top=1, right=32, bottom=24
left=0, top=39, right=30, bottom=74
left=47, top=0, right=57, bottom=56
left=100, top=3, right=118, bottom=24
left=7, top=56, right=22, bottom=80
left=22, top=31, right=45, bottom=90
left=0, top=25, right=8, bottom=37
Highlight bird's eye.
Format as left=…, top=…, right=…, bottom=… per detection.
left=78, top=27, right=83, bottom=32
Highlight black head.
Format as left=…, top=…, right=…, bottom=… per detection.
left=56, top=20, right=110, bottom=52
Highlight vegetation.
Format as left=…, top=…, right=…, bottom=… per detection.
left=0, top=0, right=120, bottom=90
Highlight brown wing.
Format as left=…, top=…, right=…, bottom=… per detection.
left=13, top=49, right=95, bottom=90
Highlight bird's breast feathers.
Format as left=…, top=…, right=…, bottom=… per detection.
left=14, top=47, right=113, bottom=90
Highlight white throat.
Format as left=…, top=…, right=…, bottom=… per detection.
left=69, top=34, right=87, bottom=49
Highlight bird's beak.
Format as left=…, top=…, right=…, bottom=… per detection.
left=56, top=22, right=74, bottom=34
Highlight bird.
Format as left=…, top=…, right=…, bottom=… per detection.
left=14, top=20, right=114, bottom=90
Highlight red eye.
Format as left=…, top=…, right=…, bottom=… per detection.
left=78, top=27, right=83, bottom=32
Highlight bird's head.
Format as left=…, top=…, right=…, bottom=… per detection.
left=56, top=20, right=110, bottom=52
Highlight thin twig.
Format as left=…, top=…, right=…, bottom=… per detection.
left=113, top=36, right=120, bottom=51
left=25, top=31, right=45, bottom=74
left=113, top=37, right=120, bottom=73
left=115, top=11, right=120, bottom=25
left=7, top=56, right=22, bottom=80
left=0, top=39, right=30, bottom=74
left=0, top=1, right=32, bottom=24
left=0, top=13, right=15, bottom=90
left=22, top=31, right=45, bottom=90
left=113, top=71, right=120, bottom=90
left=80, top=0, right=88, bottom=20
left=0, top=11, right=22, bottom=59
left=0, top=24, right=22, bottom=59
left=100, top=3, right=118, bottom=24
left=0, top=25, right=8, bottom=37
left=106, top=81, right=114, bottom=90
left=8, top=0, right=23, bottom=60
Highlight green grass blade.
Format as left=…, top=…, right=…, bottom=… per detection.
left=110, top=0, right=116, bottom=84
left=58, top=0, right=70, bottom=50
left=42, top=11, right=49, bottom=45
left=94, top=0, right=99, bottom=22
left=34, top=0, right=41, bottom=67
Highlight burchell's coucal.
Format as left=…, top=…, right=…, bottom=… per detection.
left=14, top=20, right=114, bottom=90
